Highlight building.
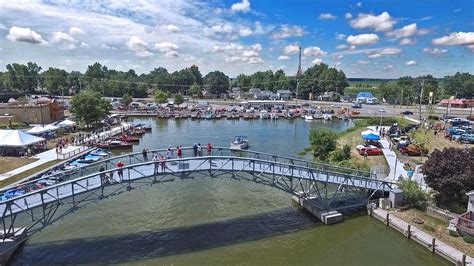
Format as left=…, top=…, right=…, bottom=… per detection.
left=244, top=100, right=286, bottom=110
left=0, top=97, right=64, bottom=125
left=277, top=90, right=293, bottom=101
left=318, top=91, right=341, bottom=102
left=356, top=92, right=378, bottom=104
left=438, top=98, right=474, bottom=108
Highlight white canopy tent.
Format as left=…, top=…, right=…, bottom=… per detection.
left=44, top=124, right=59, bottom=131
left=360, top=130, right=379, bottom=136
left=58, top=119, right=76, bottom=128
left=26, top=125, right=49, bottom=135
left=0, top=130, right=44, bottom=147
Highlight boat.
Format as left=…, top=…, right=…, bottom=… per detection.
left=142, top=124, right=152, bottom=131
left=304, top=115, right=314, bottom=120
left=230, top=136, right=249, bottom=150
left=323, top=113, right=332, bottom=121
left=259, top=110, right=271, bottom=119
left=97, top=140, right=133, bottom=149
left=204, top=113, right=214, bottom=119
left=89, top=148, right=110, bottom=157
left=118, top=135, right=140, bottom=143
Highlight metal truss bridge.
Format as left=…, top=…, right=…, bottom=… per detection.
left=0, top=148, right=395, bottom=236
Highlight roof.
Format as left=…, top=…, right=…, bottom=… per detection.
left=357, top=92, right=376, bottom=98
left=0, top=130, right=44, bottom=147
left=466, top=191, right=474, bottom=196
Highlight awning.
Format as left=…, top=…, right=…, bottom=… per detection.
left=363, top=133, right=381, bottom=141
left=361, top=130, right=379, bottom=136
left=26, top=125, right=49, bottom=135
left=0, top=130, right=44, bottom=147
left=58, top=119, right=77, bottom=128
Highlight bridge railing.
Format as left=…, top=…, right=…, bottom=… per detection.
left=0, top=147, right=374, bottom=199
left=0, top=156, right=395, bottom=221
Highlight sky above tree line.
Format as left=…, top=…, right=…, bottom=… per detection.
left=0, top=0, right=473, bottom=79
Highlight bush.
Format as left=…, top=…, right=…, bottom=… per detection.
left=398, top=179, right=428, bottom=210
left=309, top=128, right=337, bottom=161
left=448, top=230, right=459, bottom=237
left=463, top=235, right=474, bottom=244
left=330, top=145, right=351, bottom=163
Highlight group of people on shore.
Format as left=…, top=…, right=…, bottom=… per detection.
left=99, top=143, right=214, bottom=184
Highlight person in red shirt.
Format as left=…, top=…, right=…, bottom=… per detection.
left=177, top=146, right=183, bottom=158
left=207, top=143, right=213, bottom=155
left=116, top=161, right=125, bottom=180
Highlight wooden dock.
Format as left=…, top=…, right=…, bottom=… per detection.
left=371, top=207, right=473, bottom=265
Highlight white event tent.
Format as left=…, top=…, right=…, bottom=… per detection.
left=26, top=125, right=49, bottom=135
left=58, top=119, right=76, bottom=128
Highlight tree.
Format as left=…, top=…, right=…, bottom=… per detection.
left=423, top=148, right=474, bottom=211
left=174, top=94, right=184, bottom=105
left=122, top=93, right=133, bottom=107
left=443, top=72, right=474, bottom=99
left=41, top=67, right=68, bottom=95
left=309, top=128, right=338, bottom=161
left=398, top=179, right=427, bottom=210
left=70, top=90, right=111, bottom=126
left=190, top=83, right=202, bottom=96
left=154, top=89, right=169, bottom=104
left=203, top=71, right=230, bottom=95
left=330, top=144, right=351, bottom=163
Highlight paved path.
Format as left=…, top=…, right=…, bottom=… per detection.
left=380, top=137, right=408, bottom=182
left=373, top=208, right=473, bottom=265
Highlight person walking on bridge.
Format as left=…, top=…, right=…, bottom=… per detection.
left=193, top=143, right=198, bottom=157
left=142, top=148, right=149, bottom=162
left=152, top=154, right=159, bottom=175
left=177, top=146, right=183, bottom=158
left=116, top=161, right=125, bottom=181
left=207, top=143, right=213, bottom=155
left=166, top=145, right=173, bottom=159
left=159, top=155, right=166, bottom=172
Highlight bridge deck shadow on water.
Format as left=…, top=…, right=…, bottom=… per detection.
left=12, top=207, right=320, bottom=264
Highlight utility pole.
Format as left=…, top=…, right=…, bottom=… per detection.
left=400, top=86, right=404, bottom=109
left=419, top=80, right=424, bottom=122
left=295, top=46, right=302, bottom=106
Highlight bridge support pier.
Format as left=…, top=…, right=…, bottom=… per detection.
left=0, top=227, right=27, bottom=265
left=292, top=196, right=342, bottom=225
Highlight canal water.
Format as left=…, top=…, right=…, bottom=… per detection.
left=12, top=119, right=448, bottom=265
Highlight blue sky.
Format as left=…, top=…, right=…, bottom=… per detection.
left=0, top=0, right=473, bottom=78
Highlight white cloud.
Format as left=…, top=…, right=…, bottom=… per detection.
left=319, top=13, right=336, bottom=20
left=80, top=41, right=89, bottom=47
left=0, top=23, right=6, bottom=30
left=312, top=58, right=323, bottom=65
left=239, top=27, right=253, bottom=37
left=432, top=32, right=474, bottom=46
left=127, top=36, right=152, bottom=57
left=333, top=54, right=344, bottom=60
left=155, top=42, right=179, bottom=52
left=387, top=23, right=430, bottom=39
left=136, top=51, right=153, bottom=58
left=69, top=27, right=84, bottom=35
left=160, top=24, right=180, bottom=32
left=283, top=44, right=300, bottom=55
left=405, top=60, right=417, bottom=66
left=399, top=38, right=415, bottom=45
left=165, top=50, right=179, bottom=58
left=423, top=48, right=448, bottom=55
left=335, top=33, right=347, bottom=40
left=101, top=43, right=116, bottom=50
left=242, top=50, right=258, bottom=57
left=350, top=12, right=396, bottom=32
left=303, top=46, right=327, bottom=57
left=356, top=2, right=362, bottom=7
left=204, top=24, right=234, bottom=37
left=278, top=55, right=290, bottom=60
left=352, top=60, right=370, bottom=65
left=345, top=13, right=353, bottom=20
left=50, top=31, right=77, bottom=49
left=368, top=53, right=382, bottom=58
left=7, top=26, right=47, bottom=44
left=231, top=0, right=251, bottom=13
left=367, top=47, right=401, bottom=58
left=213, top=43, right=244, bottom=52
left=250, top=43, right=262, bottom=52
left=347, top=33, right=380, bottom=45
left=336, top=44, right=349, bottom=50
left=272, top=25, right=305, bottom=39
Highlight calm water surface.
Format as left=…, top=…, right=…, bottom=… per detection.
left=12, top=119, right=448, bottom=265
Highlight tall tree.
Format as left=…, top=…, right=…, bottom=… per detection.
left=188, top=65, right=202, bottom=85
left=443, top=72, right=474, bottom=99
left=203, top=71, right=230, bottom=95
left=70, top=90, right=111, bottom=126
left=42, top=67, right=68, bottom=95
left=154, top=89, right=169, bottom=104
left=309, top=128, right=338, bottom=161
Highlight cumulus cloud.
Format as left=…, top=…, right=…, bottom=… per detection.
left=335, top=33, right=347, bottom=40
left=127, top=36, right=152, bottom=57
left=155, top=42, right=179, bottom=52
left=204, top=24, right=234, bottom=37
left=278, top=55, right=290, bottom=60
left=231, top=0, right=251, bottom=13
left=7, top=26, right=47, bottom=44
left=272, top=25, right=305, bottom=39
left=213, top=43, right=244, bottom=52
left=345, top=13, right=353, bottom=19
left=351, top=60, right=370, bottom=66
left=423, top=48, right=448, bottom=55
left=165, top=50, right=179, bottom=58
left=387, top=23, right=429, bottom=39
left=69, top=27, right=85, bottom=35
left=303, top=46, right=327, bottom=57
left=432, top=32, right=474, bottom=46
left=400, top=38, right=416, bottom=45
left=336, top=44, right=349, bottom=50
left=283, top=44, right=300, bottom=55
left=350, top=12, right=396, bottom=32
left=319, top=13, right=336, bottom=20
left=160, top=24, right=180, bottom=32
left=312, top=58, right=323, bottom=65
left=239, top=27, right=253, bottom=37
left=50, top=31, right=77, bottom=49
left=405, top=60, right=417, bottom=66
left=346, top=33, right=380, bottom=45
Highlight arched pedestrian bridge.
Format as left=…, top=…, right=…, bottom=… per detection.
left=0, top=148, right=396, bottom=236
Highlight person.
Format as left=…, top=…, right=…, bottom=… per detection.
left=159, top=155, right=166, bottom=172
left=99, top=165, right=107, bottom=184
left=198, top=143, right=203, bottom=156
left=207, top=143, right=213, bottom=155
left=193, top=143, right=198, bottom=157
left=364, top=151, right=368, bottom=160
left=142, top=148, right=148, bottom=161
left=152, top=154, right=159, bottom=175
left=166, top=145, right=173, bottom=159
left=116, top=161, right=125, bottom=180
left=177, top=146, right=183, bottom=158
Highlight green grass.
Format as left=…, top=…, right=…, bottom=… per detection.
left=0, top=160, right=62, bottom=188
left=343, top=86, right=382, bottom=98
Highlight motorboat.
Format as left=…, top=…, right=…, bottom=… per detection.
left=304, top=115, right=314, bottom=120
left=89, top=148, right=110, bottom=157
left=97, top=140, right=133, bottom=149
left=323, top=113, right=332, bottom=121
left=230, top=136, right=249, bottom=150
left=259, top=110, right=271, bottom=119
left=118, top=135, right=140, bottom=143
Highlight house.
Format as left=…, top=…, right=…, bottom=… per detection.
left=318, top=91, right=341, bottom=102
left=262, top=90, right=278, bottom=100
left=202, top=90, right=217, bottom=99
left=454, top=191, right=474, bottom=237
left=340, top=95, right=353, bottom=103
left=356, top=92, right=378, bottom=104
left=277, top=90, right=293, bottom=101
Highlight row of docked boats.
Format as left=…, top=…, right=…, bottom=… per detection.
left=304, top=113, right=333, bottom=121
left=95, top=123, right=151, bottom=150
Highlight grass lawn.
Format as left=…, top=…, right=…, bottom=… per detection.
left=0, top=160, right=61, bottom=188
left=0, top=157, right=38, bottom=174
left=392, top=209, right=474, bottom=257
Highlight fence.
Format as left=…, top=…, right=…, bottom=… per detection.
left=57, top=146, right=90, bottom=160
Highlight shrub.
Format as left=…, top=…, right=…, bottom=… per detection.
left=330, top=145, right=352, bottom=163
left=398, top=179, right=428, bottom=210
left=463, top=235, right=474, bottom=244
left=448, top=230, right=459, bottom=237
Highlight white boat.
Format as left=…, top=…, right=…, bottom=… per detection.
left=313, top=113, right=324, bottom=119
left=230, top=136, right=249, bottom=150
left=304, top=115, right=314, bottom=120
left=323, top=113, right=332, bottom=120
left=259, top=110, right=271, bottom=119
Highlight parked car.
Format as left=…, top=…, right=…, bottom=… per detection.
left=460, top=134, right=474, bottom=144
left=356, top=144, right=378, bottom=151
left=352, top=103, right=362, bottom=109
left=359, top=147, right=383, bottom=156
left=399, top=145, right=428, bottom=156
left=400, top=110, right=414, bottom=115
